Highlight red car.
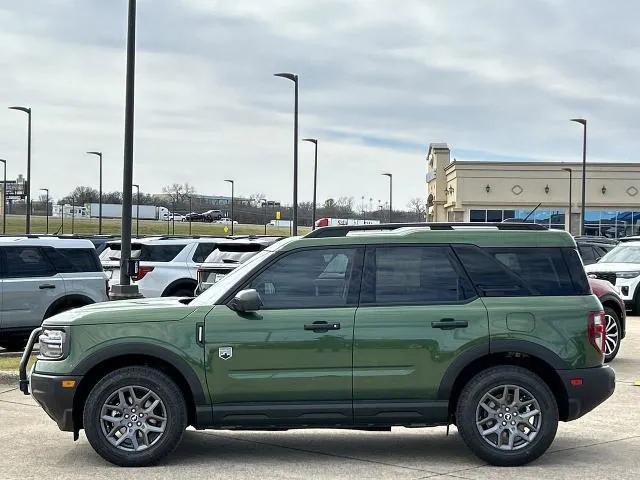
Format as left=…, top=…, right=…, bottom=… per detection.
left=589, top=277, right=626, bottom=362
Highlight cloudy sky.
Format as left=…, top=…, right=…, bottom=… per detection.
left=1, top=0, right=639, bottom=208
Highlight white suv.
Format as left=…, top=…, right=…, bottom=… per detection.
left=0, top=237, right=109, bottom=350
left=100, top=236, right=221, bottom=298
left=584, top=239, right=640, bottom=313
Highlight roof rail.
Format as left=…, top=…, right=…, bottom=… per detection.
left=304, top=222, right=547, bottom=239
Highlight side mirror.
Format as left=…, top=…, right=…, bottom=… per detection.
left=229, top=289, right=263, bottom=312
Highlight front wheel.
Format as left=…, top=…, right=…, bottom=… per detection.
left=83, top=366, right=187, bottom=467
left=455, top=365, right=558, bottom=466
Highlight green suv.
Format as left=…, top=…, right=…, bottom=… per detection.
left=19, top=223, right=615, bottom=467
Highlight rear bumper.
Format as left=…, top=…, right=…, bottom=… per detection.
left=30, top=372, right=82, bottom=432
left=559, top=365, right=615, bottom=421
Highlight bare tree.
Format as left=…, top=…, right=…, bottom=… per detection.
left=407, top=197, right=426, bottom=221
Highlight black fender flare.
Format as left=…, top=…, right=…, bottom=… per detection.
left=162, top=278, right=198, bottom=297
left=71, top=342, right=207, bottom=405
left=437, top=340, right=570, bottom=400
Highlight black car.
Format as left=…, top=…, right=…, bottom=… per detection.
left=182, top=212, right=206, bottom=222
left=575, top=236, right=617, bottom=265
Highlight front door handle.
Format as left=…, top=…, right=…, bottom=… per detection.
left=431, top=318, right=468, bottom=330
left=39, top=284, right=56, bottom=290
left=304, top=321, right=341, bottom=332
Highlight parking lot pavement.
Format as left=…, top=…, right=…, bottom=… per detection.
left=1, top=321, right=638, bottom=480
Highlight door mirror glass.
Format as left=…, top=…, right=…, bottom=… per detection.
left=229, top=289, right=263, bottom=312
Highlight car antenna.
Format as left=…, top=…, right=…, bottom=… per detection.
left=522, top=202, right=542, bottom=223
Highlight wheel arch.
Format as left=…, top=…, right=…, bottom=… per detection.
left=161, top=278, right=198, bottom=297
left=43, top=294, right=95, bottom=319
left=600, top=295, right=625, bottom=339
left=440, top=342, right=570, bottom=421
left=71, top=343, right=209, bottom=432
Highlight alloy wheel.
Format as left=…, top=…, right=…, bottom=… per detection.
left=475, top=384, right=542, bottom=451
left=604, top=313, right=619, bottom=357
left=100, top=385, right=167, bottom=452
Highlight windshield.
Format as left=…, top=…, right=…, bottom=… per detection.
left=191, top=248, right=275, bottom=306
left=599, top=245, right=640, bottom=264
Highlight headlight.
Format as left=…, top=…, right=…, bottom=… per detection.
left=38, top=329, right=67, bottom=360
left=616, top=271, right=640, bottom=279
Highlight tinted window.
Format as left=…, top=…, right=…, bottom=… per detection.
left=454, top=245, right=585, bottom=296
left=578, top=245, right=596, bottom=263
left=361, top=246, right=475, bottom=305
left=248, top=248, right=361, bottom=309
left=138, top=244, right=187, bottom=262
left=192, top=243, right=217, bottom=263
left=3, top=247, right=55, bottom=278
left=49, top=248, right=101, bottom=273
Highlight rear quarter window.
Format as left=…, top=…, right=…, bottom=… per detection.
left=49, top=248, right=102, bottom=273
left=138, top=244, right=187, bottom=262
left=453, top=245, right=589, bottom=296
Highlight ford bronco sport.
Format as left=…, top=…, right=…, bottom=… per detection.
left=19, top=223, right=615, bottom=467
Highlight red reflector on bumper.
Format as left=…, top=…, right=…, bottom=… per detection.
left=570, top=378, right=583, bottom=386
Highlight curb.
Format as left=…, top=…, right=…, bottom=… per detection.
left=0, top=370, right=19, bottom=385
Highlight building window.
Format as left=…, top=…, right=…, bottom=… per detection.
left=468, top=208, right=566, bottom=230
left=584, top=210, right=640, bottom=238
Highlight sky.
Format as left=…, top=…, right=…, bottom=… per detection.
left=1, top=0, right=639, bottom=208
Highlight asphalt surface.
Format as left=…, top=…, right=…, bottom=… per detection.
left=1, top=320, right=638, bottom=480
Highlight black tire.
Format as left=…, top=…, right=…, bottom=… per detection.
left=603, top=306, right=622, bottom=362
left=168, top=287, right=196, bottom=297
left=455, top=365, right=558, bottom=466
left=83, top=366, right=187, bottom=467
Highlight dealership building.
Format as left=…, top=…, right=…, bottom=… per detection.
left=426, top=143, right=640, bottom=238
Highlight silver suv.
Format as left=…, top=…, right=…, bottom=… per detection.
left=0, top=237, right=109, bottom=350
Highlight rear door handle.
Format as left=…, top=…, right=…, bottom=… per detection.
left=304, top=321, right=341, bottom=332
left=431, top=318, right=468, bottom=330
left=39, top=284, right=56, bottom=290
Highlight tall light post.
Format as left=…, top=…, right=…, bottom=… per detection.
left=382, top=173, right=393, bottom=223
left=274, top=72, right=299, bottom=235
left=302, top=138, right=318, bottom=229
left=111, top=0, right=139, bottom=299
left=224, top=179, right=235, bottom=235
left=186, top=195, right=193, bottom=235
left=132, top=183, right=140, bottom=237
left=71, top=196, right=76, bottom=234
left=0, top=159, right=6, bottom=234
left=86, top=151, right=103, bottom=234
left=571, top=119, right=587, bottom=235
left=260, top=198, right=267, bottom=235
left=40, top=188, right=49, bottom=234
left=9, top=106, right=32, bottom=234
left=561, top=168, right=573, bottom=234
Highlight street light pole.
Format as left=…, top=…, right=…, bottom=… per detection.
left=561, top=168, right=573, bottom=234
left=274, top=72, right=299, bottom=235
left=302, top=138, right=318, bottom=229
left=0, top=159, right=6, bottom=234
left=87, top=151, right=103, bottom=234
left=571, top=119, right=587, bottom=235
left=225, top=179, right=235, bottom=235
left=187, top=195, right=192, bottom=235
left=71, top=196, right=75, bottom=234
left=132, top=183, right=140, bottom=237
left=40, top=188, right=49, bottom=234
left=382, top=173, right=393, bottom=223
left=9, top=106, right=31, bottom=234
left=111, top=0, right=139, bottom=299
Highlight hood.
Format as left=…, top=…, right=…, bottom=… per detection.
left=43, top=297, right=199, bottom=327
left=585, top=262, right=640, bottom=273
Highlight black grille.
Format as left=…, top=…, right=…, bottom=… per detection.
left=591, top=272, right=617, bottom=284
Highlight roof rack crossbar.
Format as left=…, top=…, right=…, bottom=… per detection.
left=304, top=222, right=548, bottom=238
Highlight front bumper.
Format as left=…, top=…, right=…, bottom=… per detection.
left=559, top=365, right=615, bottom=421
left=31, top=373, right=82, bottom=432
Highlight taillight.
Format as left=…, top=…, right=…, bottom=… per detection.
left=588, top=310, right=606, bottom=357
left=135, top=266, right=154, bottom=281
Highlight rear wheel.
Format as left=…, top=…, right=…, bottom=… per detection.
left=456, top=365, right=558, bottom=466
left=0, top=338, right=27, bottom=352
left=83, top=366, right=187, bottom=467
left=603, top=306, right=622, bottom=362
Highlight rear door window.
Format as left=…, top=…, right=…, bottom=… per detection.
left=578, top=245, right=596, bottom=263
left=360, top=245, right=475, bottom=305
left=2, top=247, right=56, bottom=278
